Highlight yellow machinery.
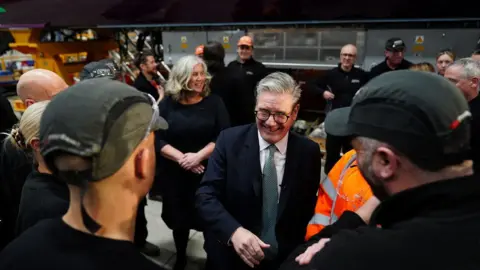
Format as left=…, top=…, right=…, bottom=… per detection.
left=8, top=28, right=118, bottom=85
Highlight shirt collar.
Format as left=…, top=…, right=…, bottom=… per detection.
left=258, top=131, right=289, bottom=155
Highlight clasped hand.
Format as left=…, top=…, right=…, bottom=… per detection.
left=178, top=153, right=204, bottom=174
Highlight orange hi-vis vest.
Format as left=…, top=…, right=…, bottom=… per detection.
left=305, top=150, right=373, bottom=240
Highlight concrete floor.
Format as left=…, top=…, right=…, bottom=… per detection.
left=143, top=199, right=207, bottom=270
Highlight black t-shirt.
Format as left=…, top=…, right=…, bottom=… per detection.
left=15, top=170, right=69, bottom=235
left=0, top=218, right=165, bottom=270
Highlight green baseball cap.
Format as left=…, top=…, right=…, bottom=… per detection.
left=40, top=78, right=168, bottom=181
left=325, top=70, right=471, bottom=170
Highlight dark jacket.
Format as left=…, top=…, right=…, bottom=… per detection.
left=209, top=63, right=255, bottom=127
left=469, top=95, right=480, bottom=175
left=0, top=141, right=32, bottom=250
left=280, top=175, right=480, bottom=270
left=369, top=58, right=413, bottom=80
left=133, top=73, right=160, bottom=100
left=16, top=170, right=69, bottom=235
left=314, top=64, right=369, bottom=110
left=227, top=57, right=268, bottom=96
left=195, top=124, right=322, bottom=270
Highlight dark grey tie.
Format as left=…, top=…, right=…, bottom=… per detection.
left=260, top=144, right=278, bottom=258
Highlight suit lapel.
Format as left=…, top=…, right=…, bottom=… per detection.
left=277, top=133, right=299, bottom=221
left=238, top=125, right=262, bottom=198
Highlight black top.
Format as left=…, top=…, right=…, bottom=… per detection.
left=0, top=140, right=32, bottom=250
left=0, top=88, right=18, bottom=138
left=157, top=95, right=230, bottom=154
left=280, top=175, right=480, bottom=270
left=0, top=218, right=165, bottom=270
left=469, top=95, right=480, bottom=174
left=369, top=58, right=413, bottom=79
left=314, top=64, right=369, bottom=109
left=209, top=64, right=255, bottom=127
left=16, top=169, right=69, bottom=235
left=227, top=57, right=268, bottom=96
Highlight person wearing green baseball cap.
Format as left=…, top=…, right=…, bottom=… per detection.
left=281, top=70, right=480, bottom=270
left=0, top=78, right=168, bottom=270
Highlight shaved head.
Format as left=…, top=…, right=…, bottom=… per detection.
left=341, top=44, right=357, bottom=55
left=17, top=69, right=68, bottom=107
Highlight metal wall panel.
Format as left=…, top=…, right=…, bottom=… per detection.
left=162, top=31, right=208, bottom=65
left=363, top=29, right=480, bottom=71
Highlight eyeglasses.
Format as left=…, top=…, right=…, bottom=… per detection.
left=341, top=53, right=356, bottom=58
left=255, top=109, right=290, bottom=124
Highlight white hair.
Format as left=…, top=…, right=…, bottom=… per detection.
left=256, top=72, right=302, bottom=103
left=451, top=58, right=480, bottom=91
left=165, top=55, right=211, bottom=101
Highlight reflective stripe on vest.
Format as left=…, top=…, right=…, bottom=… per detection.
left=329, top=153, right=357, bottom=224
left=308, top=153, right=357, bottom=226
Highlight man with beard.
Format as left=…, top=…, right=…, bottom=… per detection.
left=369, top=38, right=413, bottom=79
left=134, top=50, right=164, bottom=101
left=279, top=70, right=480, bottom=270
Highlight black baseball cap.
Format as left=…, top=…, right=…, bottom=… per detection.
left=79, top=59, right=120, bottom=80
left=385, top=38, right=406, bottom=51
left=325, top=70, right=471, bottom=171
left=40, top=78, right=168, bottom=182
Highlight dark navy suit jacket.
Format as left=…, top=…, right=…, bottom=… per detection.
left=195, top=124, right=322, bottom=270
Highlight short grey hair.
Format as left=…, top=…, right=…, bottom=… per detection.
left=451, top=58, right=480, bottom=81
left=165, top=55, right=211, bottom=101
left=256, top=72, right=302, bottom=103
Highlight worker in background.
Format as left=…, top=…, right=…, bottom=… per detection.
left=314, top=44, right=369, bottom=174
left=204, top=41, right=255, bottom=126
left=472, top=49, right=480, bottom=61
left=134, top=50, right=164, bottom=101
left=281, top=70, right=480, bottom=270
left=79, top=60, right=161, bottom=257
left=444, top=58, right=480, bottom=174
left=435, top=49, right=455, bottom=76
left=0, top=69, right=68, bottom=251
left=305, top=149, right=372, bottom=241
left=0, top=79, right=168, bottom=270
left=227, top=35, right=268, bottom=98
left=195, top=45, right=204, bottom=58
left=369, top=38, right=413, bottom=79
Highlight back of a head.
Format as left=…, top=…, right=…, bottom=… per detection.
left=6, top=101, right=49, bottom=152
left=409, top=62, right=435, bottom=73
left=203, top=41, right=226, bottom=73
left=17, top=69, right=68, bottom=105
left=39, top=78, right=168, bottom=233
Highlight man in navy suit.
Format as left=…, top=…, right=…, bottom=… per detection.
left=196, top=72, right=322, bottom=270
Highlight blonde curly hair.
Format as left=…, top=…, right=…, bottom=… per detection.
left=165, top=55, right=211, bottom=101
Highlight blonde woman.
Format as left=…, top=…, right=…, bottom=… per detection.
left=7, top=101, right=69, bottom=235
left=436, top=49, right=456, bottom=76
left=157, top=55, right=230, bottom=270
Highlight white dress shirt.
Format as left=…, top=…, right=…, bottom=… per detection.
left=258, top=131, right=288, bottom=196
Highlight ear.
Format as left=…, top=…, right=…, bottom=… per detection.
left=24, top=98, right=35, bottom=108
left=30, top=138, right=40, bottom=151
left=134, top=148, right=149, bottom=180
left=471, top=77, right=479, bottom=89
left=372, top=146, right=398, bottom=181
left=291, top=104, right=300, bottom=120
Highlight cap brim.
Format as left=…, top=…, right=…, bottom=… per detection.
left=324, top=107, right=352, bottom=136
left=152, top=115, right=169, bottom=131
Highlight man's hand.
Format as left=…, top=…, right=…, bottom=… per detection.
left=295, top=238, right=331, bottom=265
left=231, top=227, right=270, bottom=268
left=179, top=153, right=202, bottom=170
left=323, top=91, right=335, bottom=100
